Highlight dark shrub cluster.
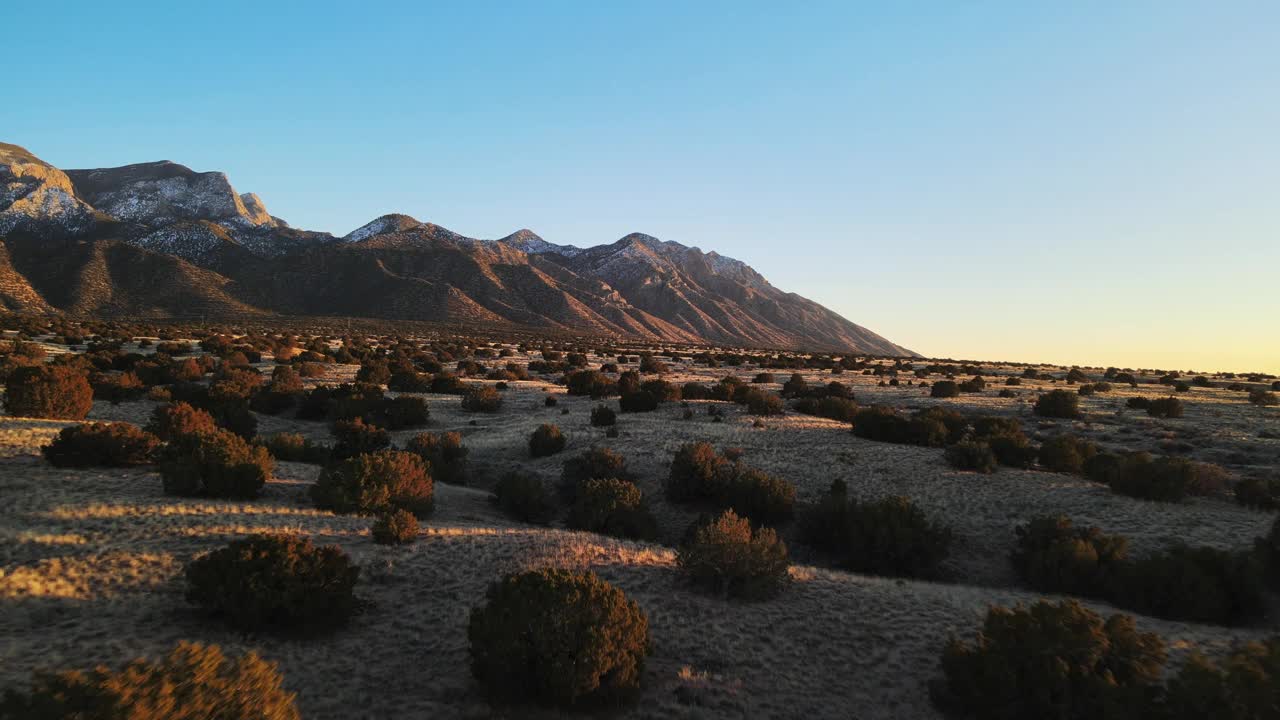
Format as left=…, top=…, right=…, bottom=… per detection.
left=4, top=364, right=94, bottom=419
left=678, top=510, right=789, bottom=600
left=801, top=483, right=951, bottom=578
left=1235, top=476, right=1280, bottom=510
left=930, top=380, right=960, bottom=398
left=0, top=641, right=300, bottom=720
left=1037, top=433, right=1098, bottom=473
left=42, top=422, right=160, bottom=467
left=590, top=404, right=617, bottom=427
left=1110, top=545, right=1265, bottom=626
left=258, top=432, right=330, bottom=464
left=159, top=428, right=274, bottom=499
left=250, top=365, right=304, bottom=414
left=943, top=441, right=997, bottom=473
left=146, top=401, right=218, bottom=442
left=1011, top=515, right=1128, bottom=596
left=560, top=447, right=630, bottom=502
left=566, top=369, right=617, bottom=398
left=467, top=569, right=651, bottom=708
left=404, top=431, right=469, bottom=484
left=1095, top=452, right=1228, bottom=502
left=665, top=442, right=795, bottom=525
left=935, top=600, right=1165, bottom=720
left=1249, top=389, right=1279, bottom=406
left=371, top=509, right=419, bottom=545
left=1146, top=396, right=1185, bottom=418
left=618, top=389, right=658, bottom=413
left=743, top=389, right=784, bottom=416
left=493, top=471, right=555, bottom=524
left=529, top=423, right=567, bottom=457
left=461, top=384, right=503, bottom=412
left=330, top=417, right=390, bottom=460
left=793, top=395, right=858, bottom=422
left=1033, top=389, right=1081, bottom=419
left=566, top=477, right=657, bottom=540
left=185, top=533, right=359, bottom=635
left=312, top=449, right=433, bottom=515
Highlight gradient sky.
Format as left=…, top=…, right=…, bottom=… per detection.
left=5, top=2, right=1277, bottom=372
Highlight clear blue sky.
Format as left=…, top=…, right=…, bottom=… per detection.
left=5, top=1, right=1277, bottom=372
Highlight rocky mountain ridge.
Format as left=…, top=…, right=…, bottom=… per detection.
left=0, top=142, right=914, bottom=355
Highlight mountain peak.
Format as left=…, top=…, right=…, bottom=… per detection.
left=343, top=213, right=425, bottom=242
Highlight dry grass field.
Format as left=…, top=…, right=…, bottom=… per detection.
left=2, top=334, right=1278, bottom=719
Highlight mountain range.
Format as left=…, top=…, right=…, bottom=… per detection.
left=0, top=142, right=914, bottom=355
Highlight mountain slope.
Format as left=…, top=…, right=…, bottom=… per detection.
left=0, top=142, right=914, bottom=355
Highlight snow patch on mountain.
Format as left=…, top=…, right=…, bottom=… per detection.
left=0, top=143, right=96, bottom=236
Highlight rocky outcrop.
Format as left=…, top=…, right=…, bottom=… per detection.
left=0, top=143, right=97, bottom=237
left=65, top=161, right=277, bottom=230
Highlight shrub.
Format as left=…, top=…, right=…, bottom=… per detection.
left=678, top=510, right=790, bottom=600
left=371, top=509, right=419, bottom=545
left=185, top=534, right=359, bottom=634
left=1161, top=638, right=1280, bottom=720
left=666, top=441, right=733, bottom=502
left=1235, top=477, right=1280, bottom=510
left=793, top=395, right=858, bottom=422
left=460, top=385, right=503, bottom=412
left=259, top=432, right=329, bottom=464
left=4, top=364, right=93, bottom=419
left=42, top=422, right=160, bottom=467
left=331, top=417, right=390, bottom=460
left=944, top=441, right=997, bottom=473
left=1108, top=545, right=1265, bottom=625
left=311, top=449, right=433, bottom=515
left=722, top=467, right=796, bottom=526
left=934, top=600, right=1165, bottom=720
left=250, top=366, right=303, bottom=414
left=618, top=390, right=658, bottom=413
left=0, top=641, right=300, bottom=720
left=404, top=431, right=468, bottom=484
left=1038, top=433, right=1098, bottom=473
left=590, top=404, right=617, bottom=427
left=930, top=380, right=960, bottom=398
left=376, top=395, right=430, bottom=429
left=529, top=423, right=566, bottom=457
left=566, top=478, right=657, bottom=540
left=1146, top=397, right=1184, bottom=418
left=802, top=491, right=951, bottom=578
left=1127, top=396, right=1152, bottom=410
left=159, top=429, right=274, bottom=499
left=1249, top=389, right=1279, bottom=406
left=91, top=370, right=145, bottom=403
left=467, top=569, right=651, bottom=707
left=560, top=447, right=629, bottom=501
left=1011, top=515, right=1128, bottom=596
left=566, top=370, right=616, bottom=398
left=1107, top=454, right=1221, bottom=502
left=743, top=389, right=784, bottom=416
left=1033, top=389, right=1081, bottom=419
left=146, top=401, right=217, bottom=441
left=494, top=471, right=555, bottom=524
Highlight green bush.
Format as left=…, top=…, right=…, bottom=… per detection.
left=1038, top=434, right=1098, bottom=474
left=1108, top=545, right=1265, bottom=626
left=185, top=534, right=359, bottom=635
left=42, top=422, right=160, bottom=467
left=801, top=490, right=951, bottom=578
left=0, top=641, right=299, bottom=720
left=460, top=385, right=503, bottom=412
left=145, top=402, right=218, bottom=442
left=158, top=428, right=274, bottom=499
left=376, top=395, right=430, bottom=429
left=1106, top=454, right=1219, bottom=502
left=1146, top=397, right=1185, bottom=418
left=666, top=441, right=733, bottom=502
left=330, top=417, right=390, bottom=460
left=1248, top=389, right=1279, bottom=406
left=467, top=568, right=651, bottom=707
left=1235, top=476, right=1280, bottom=510
left=793, top=395, right=858, bottom=422
left=1011, top=515, right=1128, bottom=596
left=944, top=441, right=997, bottom=473
left=930, top=380, right=960, bottom=398
left=722, top=467, right=796, bottom=526
left=560, top=447, right=630, bottom=501
left=311, top=449, right=434, bottom=515
left=529, top=423, right=566, bottom=457
left=258, top=432, right=330, bottom=464
left=934, top=600, right=1165, bottom=720
left=618, top=390, right=658, bottom=413
left=566, top=477, right=657, bottom=540
left=590, top=405, right=617, bottom=427
left=371, top=509, right=419, bottom=545
left=743, top=389, right=784, bottom=416
left=678, top=510, right=789, bottom=600
left=4, top=364, right=93, bottom=419
left=1161, top=638, right=1280, bottom=720
left=494, top=471, right=555, bottom=524
left=404, top=431, right=468, bottom=484
left=1033, top=389, right=1081, bottom=419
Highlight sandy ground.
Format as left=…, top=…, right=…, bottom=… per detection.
left=2, top=346, right=1278, bottom=719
